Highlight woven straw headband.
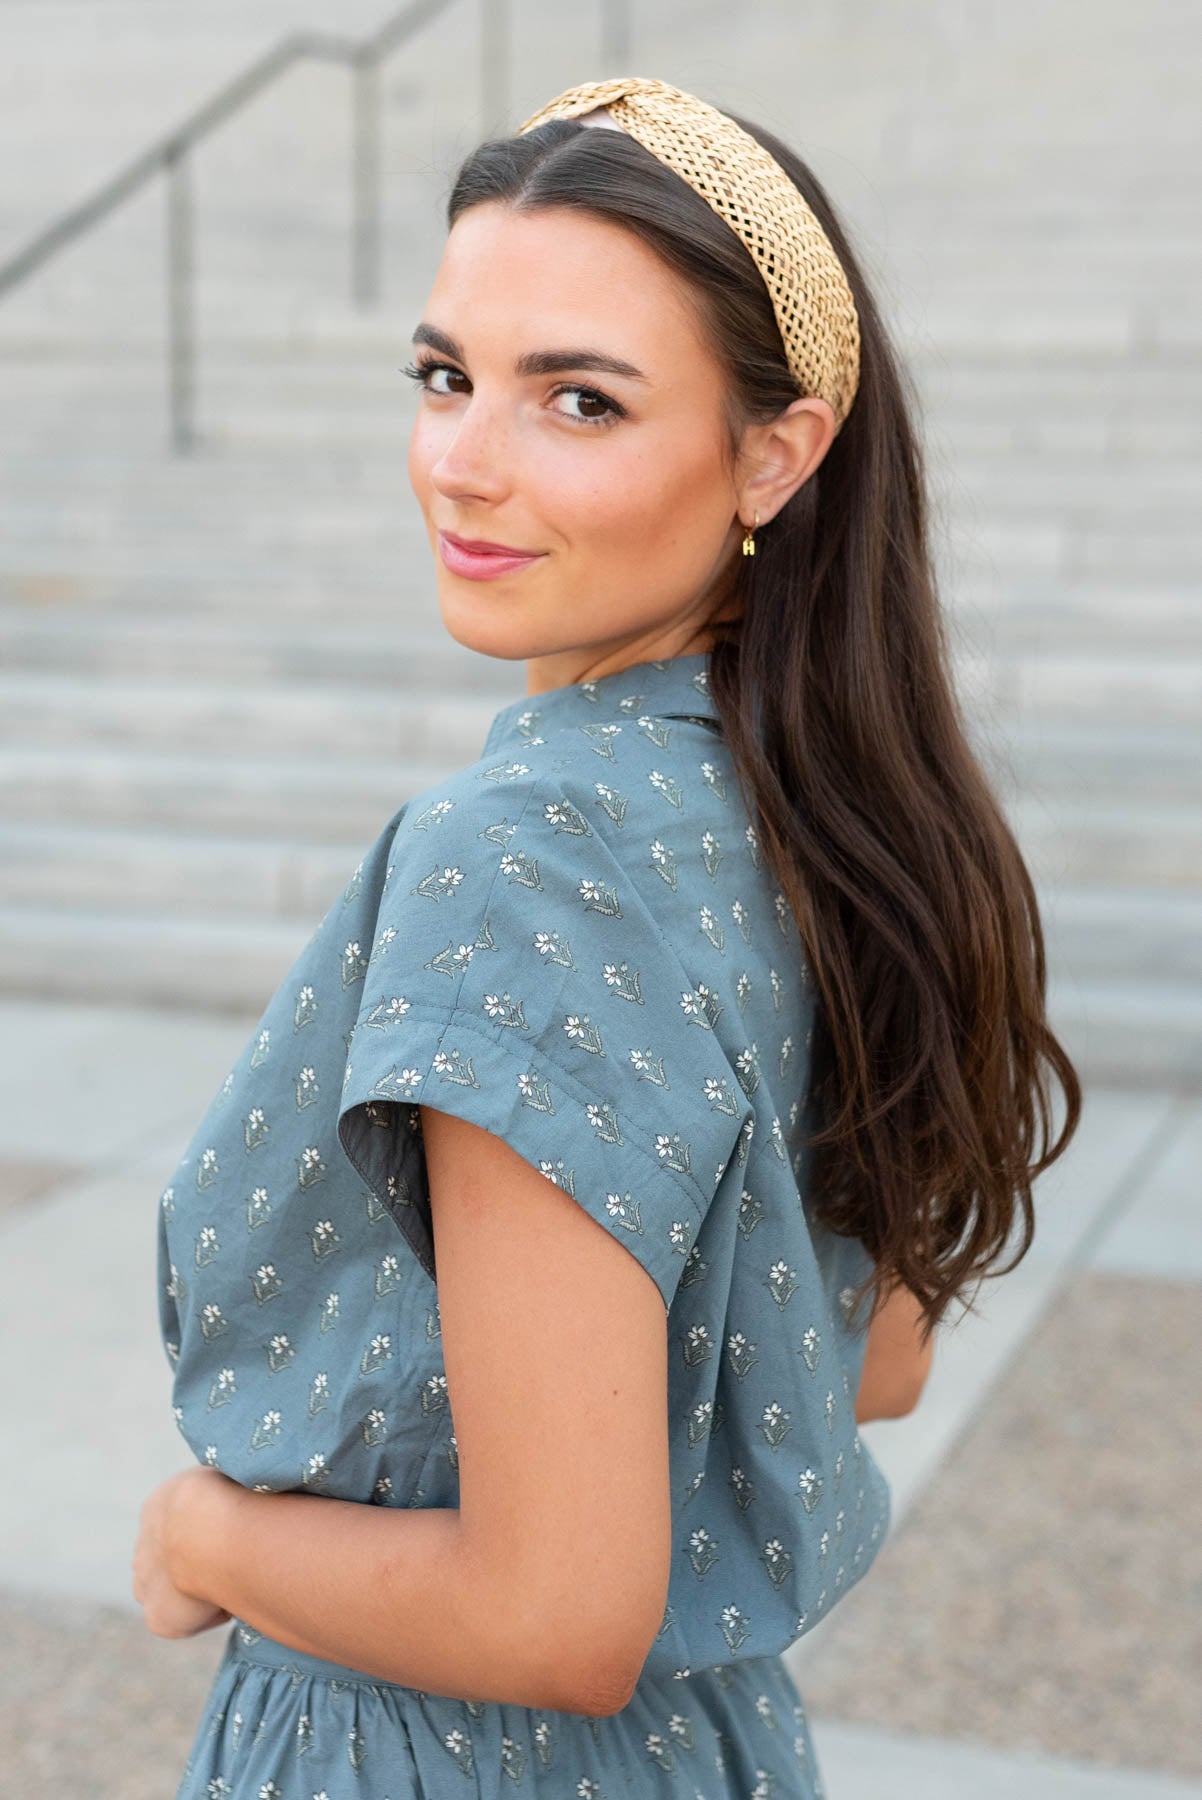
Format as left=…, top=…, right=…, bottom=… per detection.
left=513, top=76, right=860, bottom=431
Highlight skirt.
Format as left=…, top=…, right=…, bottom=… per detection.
left=172, top=1615, right=829, bottom=1798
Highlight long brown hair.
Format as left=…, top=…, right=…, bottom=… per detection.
left=443, top=107, right=1082, bottom=1343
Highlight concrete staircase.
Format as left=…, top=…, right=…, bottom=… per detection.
left=1, top=0, right=1199, bottom=1087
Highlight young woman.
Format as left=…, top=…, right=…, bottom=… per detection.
left=135, top=77, right=1081, bottom=1800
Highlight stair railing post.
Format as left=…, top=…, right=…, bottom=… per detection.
left=352, top=52, right=382, bottom=307
left=165, top=142, right=197, bottom=454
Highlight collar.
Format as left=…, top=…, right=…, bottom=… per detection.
left=480, top=651, right=720, bottom=756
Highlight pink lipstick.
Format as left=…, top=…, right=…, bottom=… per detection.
left=438, top=530, right=545, bottom=580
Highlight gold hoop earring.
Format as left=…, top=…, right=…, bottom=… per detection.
left=742, top=509, right=759, bottom=557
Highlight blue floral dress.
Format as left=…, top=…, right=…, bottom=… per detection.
left=157, top=650, right=892, bottom=1799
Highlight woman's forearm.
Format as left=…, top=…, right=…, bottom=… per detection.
left=169, top=1475, right=580, bottom=1713
left=854, top=1274, right=935, bottom=1421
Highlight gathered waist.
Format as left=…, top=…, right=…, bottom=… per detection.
left=219, top=1614, right=792, bottom=1706
left=221, top=1616, right=433, bottom=1693
left=193, top=1617, right=824, bottom=1798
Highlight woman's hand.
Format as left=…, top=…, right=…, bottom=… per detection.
left=132, top=1464, right=236, bottom=1639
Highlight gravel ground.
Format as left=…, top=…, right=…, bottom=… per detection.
left=1, top=1268, right=1198, bottom=1789
left=799, top=1269, right=1202, bottom=1780
left=0, top=1586, right=224, bottom=1796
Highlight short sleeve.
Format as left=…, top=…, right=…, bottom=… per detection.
left=336, top=769, right=754, bottom=1312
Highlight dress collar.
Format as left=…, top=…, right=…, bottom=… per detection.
left=480, top=651, right=720, bottom=756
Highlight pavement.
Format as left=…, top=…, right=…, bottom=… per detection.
left=0, top=0, right=1200, bottom=1796
left=0, top=996, right=1199, bottom=1796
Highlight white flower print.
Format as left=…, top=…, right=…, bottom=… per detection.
left=628, top=1045, right=667, bottom=1086
left=155, top=651, right=897, bottom=1756
left=648, top=767, right=684, bottom=807
left=761, top=1401, right=792, bottom=1450
left=653, top=1131, right=692, bottom=1175
left=370, top=924, right=398, bottom=964
left=412, top=796, right=455, bottom=829
left=543, top=798, right=591, bottom=834
left=563, top=1012, right=602, bottom=1049
left=576, top=876, right=621, bottom=916
left=604, top=1191, right=643, bottom=1233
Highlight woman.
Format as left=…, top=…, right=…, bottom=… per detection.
left=135, top=77, right=1081, bottom=1800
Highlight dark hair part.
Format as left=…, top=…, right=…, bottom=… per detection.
left=443, top=108, right=1082, bottom=1343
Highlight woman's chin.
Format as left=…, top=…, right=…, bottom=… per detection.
left=433, top=593, right=543, bottom=664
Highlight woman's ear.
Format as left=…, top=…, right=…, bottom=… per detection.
left=738, top=396, right=837, bottom=522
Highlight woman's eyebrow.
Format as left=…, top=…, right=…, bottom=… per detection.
left=411, top=322, right=650, bottom=383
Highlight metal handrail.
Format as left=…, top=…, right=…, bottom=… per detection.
left=0, top=0, right=632, bottom=452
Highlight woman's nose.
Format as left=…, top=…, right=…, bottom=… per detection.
left=427, top=393, right=511, bottom=501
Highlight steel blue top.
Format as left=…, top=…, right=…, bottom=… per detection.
left=156, top=649, right=891, bottom=1686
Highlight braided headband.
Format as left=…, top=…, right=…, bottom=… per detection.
left=514, top=76, right=860, bottom=430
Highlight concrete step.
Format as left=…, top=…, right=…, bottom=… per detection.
left=0, top=900, right=305, bottom=1018
left=0, top=535, right=421, bottom=591
left=941, top=462, right=1202, bottom=514
left=0, top=744, right=438, bottom=840
left=7, top=218, right=1202, bottom=292
left=3, top=375, right=1199, bottom=460
left=2, top=279, right=1197, bottom=358
left=2, top=451, right=1199, bottom=523
left=19, top=643, right=1194, bottom=738
left=953, top=576, right=1202, bottom=650
left=1, top=520, right=1196, bottom=597
left=949, top=522, right=1202, bottom=584
left=4, top=351, right=1200, bottom=428
left=929, top=413, right=1202, bottom=457
left=2, top=457, right=1202, bottom=525
left=5, top=399, right=1198, bottom=459
left=0, top=603, right=514, bottom=685
left=1039, top=885, right=1202, bottom=984
left=5, top=566, right=1201, bottom=658
left=3, top=671, right=1200, bottom=809
left=978, top=652, right=1202, bottom=728
left=1007, top=796, right=1202, bottom=890
left=0, top=671, right=503, bottom=763
left=972, top=720, right=1202, bottom=809
left=2, top=804, right=1201, bottom=960
left=0, top=563, right=414, bottom=617
left=1046, top=972, right=1202, bottom=1090
left=1, top=340, right=1198, bottom=400
left=4, top=594, right=1202, bottom=724
left=0, top=818, right=367, bottom=924
left=0, top=899, right=1195, bottom=1086
left=49, top=340, right=1202, bottom=387
left=4, top=805, right=1199, bottom=986
left=3, top=512, right=1198, bottom=589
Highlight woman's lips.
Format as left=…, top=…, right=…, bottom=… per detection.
left=438, top=531, right=545, bottom=580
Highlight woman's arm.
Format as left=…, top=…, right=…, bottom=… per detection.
left=168, top=1473, right=554, bottom=1704
left=161, top=1461, right=529, bottom=1699
left=166, top=1104, right=673, bottom=1719
left=854, top=1271, right=935, bottom=1422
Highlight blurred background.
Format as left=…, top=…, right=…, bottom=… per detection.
left=0, top=2, right=1198, bottom=1794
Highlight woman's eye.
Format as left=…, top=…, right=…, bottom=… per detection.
left=399, top=360, right=623, bottom=430
left=400, top=359, right=466, bottom=397
left=549, top=383, right=623, bottom=427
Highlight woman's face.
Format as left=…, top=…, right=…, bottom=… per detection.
left=407, top=202, right=758, bottom=692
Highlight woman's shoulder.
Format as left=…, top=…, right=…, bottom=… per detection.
left=392, top=725, right=658, bottom=856
left=372, top=712, right=742, bottom=952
